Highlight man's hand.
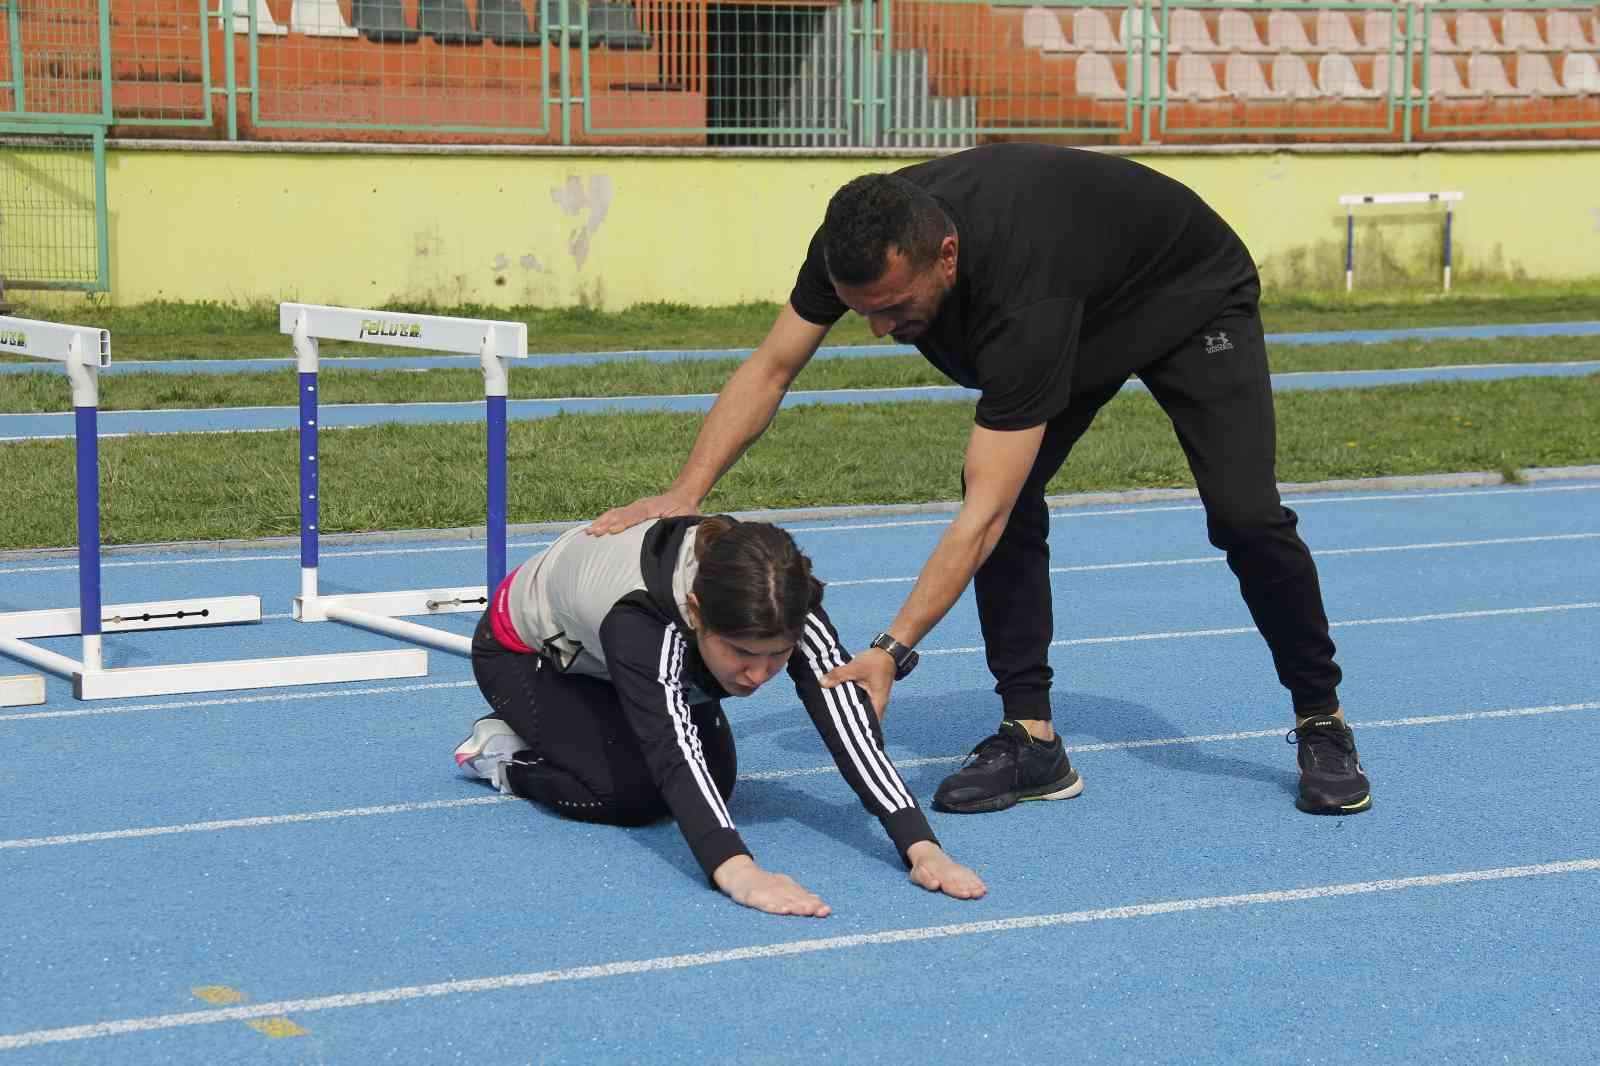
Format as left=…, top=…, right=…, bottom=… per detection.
left=586, top=491, right=699, bottom=537
left=821, top=647, right=896, bottom=720
left=713, top=855, right=831, bottom=917
left=905, top=841, right=987, bottom=900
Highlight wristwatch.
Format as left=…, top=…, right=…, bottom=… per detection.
left=870, top=632, right=920, bottom=680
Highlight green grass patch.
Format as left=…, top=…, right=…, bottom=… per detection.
left=4, top=338, right=1596, bottom=415
left=3, top=375, right=1595, bottom=550
left=7, top=279, right=1598, bottom=364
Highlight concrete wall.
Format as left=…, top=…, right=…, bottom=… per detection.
left=99, top=143, right=1600, bottom=308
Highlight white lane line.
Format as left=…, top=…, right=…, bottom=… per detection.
left=6, top=700, right=1594, bottom=850
left=3, top=482, right=1596, bottom=576
left=3, top=856, right=1596, bottom=1051
left=828, top=532, right=1600, bottom=587
left=0, top=796, right=517, bottom=851
left=5, top=604, right=1595, bottom=724
left=741, top=700, right=1600, bottom=781
left=0, top=680, right=474, bottom=723
left=920, top=601, right=1600, bottom=656
left=0, top=539, right=558, bottom=577
left=789, top=483, right=1600, bottom=535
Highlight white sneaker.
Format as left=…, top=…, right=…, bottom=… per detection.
left=454, top=717, right=524, bottom=787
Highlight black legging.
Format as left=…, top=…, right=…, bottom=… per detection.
left=470, top=614, right=737, bottom=826
left=972, top=294, right=1342, bottom=720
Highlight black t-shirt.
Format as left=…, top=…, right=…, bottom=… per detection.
left=789, top=144, right=1260, bottom=430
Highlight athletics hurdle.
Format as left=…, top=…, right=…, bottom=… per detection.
left=1339, top=191, right=1463, bottom=293
left=282, top=303, right=527, bottom=656
left=0, top=315, right=428, bottom=700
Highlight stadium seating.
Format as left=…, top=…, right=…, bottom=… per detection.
left=1454, top=12, right=1500, bottom=52
left=1317, top=53, right=1381, bottom=99
left=1313, top=10, right=1361, bottom=53
left=1071, top=9, right=1121, bottom=51
left=1565, top=52, right=1600, bottom=93
left=1271, top=52, right=1320, bottom=98
left=353, top=0, right=420, bottom=42
left=1467, top=52, right=1521, bottom=96
left=1225, top=53, right=1280, bottom=97
left=1173, top=52, right=1226, bottom=98
left=1428, top=54, right=1472, bottom=97
left=1546, top=11, right=1597, bottom=50
left=292, top=0, right=358, bottom=37
left=1168, top=10, right=1220, bottom=52
left=1266, top=10, right=1312, bottom=52
left=419, top=0, right=484, bottom=43
left=1500, top=12, right=1546, bottom=52
left=1022, top=7, right=1071, bottom=51
left=479, top=0, right=541, bottom=46
left=1217, top=10, right=1268, bottom=52
left=1515, top=52, right=1573, bottom=95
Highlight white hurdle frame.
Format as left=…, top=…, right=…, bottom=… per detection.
left=282, top=303, right=528, bottom=657
left=0, top=315, right=428, bottom=700
left=1339, top=191, right=1464, bottom=293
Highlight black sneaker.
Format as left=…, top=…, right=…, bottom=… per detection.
left=1288, top=715, right=1371, bottom=815
left=932, top=720, right=1084, bottom=814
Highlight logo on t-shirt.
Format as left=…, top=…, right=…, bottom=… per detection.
left=1204, top=331, right=1235, bottom=354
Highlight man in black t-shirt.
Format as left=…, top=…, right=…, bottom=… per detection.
left=592, top=144, right=1371, bottom=819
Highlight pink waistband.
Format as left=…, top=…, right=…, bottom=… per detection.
left=489, top=567, right=534, bottom=654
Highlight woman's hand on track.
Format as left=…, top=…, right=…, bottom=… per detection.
left=906, top=841, right=987, bottom=900
left=713, top=856, right=831, bottom=918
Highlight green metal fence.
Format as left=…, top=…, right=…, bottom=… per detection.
left=4, top=2, right=1600, bottom=147
left=1419, top=1, right=1600, bottom=136
left=0, top=124, right=109, bottom=293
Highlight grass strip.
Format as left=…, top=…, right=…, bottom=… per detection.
left=1, top=376, right=1595, bottom=551
left=4, top=337, right=1597, bottom=415
left=7, top=280, right=1598, bottom=363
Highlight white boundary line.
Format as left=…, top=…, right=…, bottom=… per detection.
left=2, top=856, right=1596, bottom=1051
left=827, top=532, right=1600, bottom=587
left=2, top=482, right=1596, bottom=576
left=0, top=539, right=559, bottom=577
left=4, top=699, right=1594, bottom=849
left=743, top=700, right=1600, bottom=780
left=4, top=603, right=1596, bottom=724
left=0, top=680, right=474, bottom=723
left=920, top=601, right=1600, bottom=657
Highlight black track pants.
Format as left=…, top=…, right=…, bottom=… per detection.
left=972, top=296, right=1342, bottom=720
left=470, top=615, right=737, bottom=826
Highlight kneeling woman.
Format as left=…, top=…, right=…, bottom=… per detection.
left=457, top=515, right=984, bottom=917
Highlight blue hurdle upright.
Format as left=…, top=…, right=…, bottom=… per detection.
left=282, top=303, right=528, bottom=656
left=0, top=314, right=427, bottom=700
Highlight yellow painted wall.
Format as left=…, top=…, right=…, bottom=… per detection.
left=103, top=146, right=1600, bottom=308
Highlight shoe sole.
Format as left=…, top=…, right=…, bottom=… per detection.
left=933, top=770, right=1084, bottom=815
left=1296, top=791, right=1372, bottom=815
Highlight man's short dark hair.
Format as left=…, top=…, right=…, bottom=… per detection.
left=823, top=173, right=953, bottom=286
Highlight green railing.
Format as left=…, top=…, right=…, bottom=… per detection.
left=1419, top=1, right=1600, bottom=135
left=0, top=123, right=110, bottom=293
left=1, top=2, right=1598, bottom=147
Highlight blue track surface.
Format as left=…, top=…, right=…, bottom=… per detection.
left=2, top=477, right=1598, bottom=1062
left=1, top=320, right=1597, bottom=377
left=4, top=362, right=1596, bottom=441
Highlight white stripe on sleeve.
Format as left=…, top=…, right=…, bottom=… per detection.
left=656, top=628, right=734, bottom=829
left=800, top=616, right=915, bottom=811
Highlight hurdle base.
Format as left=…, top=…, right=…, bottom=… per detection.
left=301, top=599, right=475, bottom=657
left=0, top=596, right=262, bottom=640
left=294, top=587, right=488, bottom=623
left=1, top=674, right=46, bottom=707
left=72, top=649, right=429, bottom=700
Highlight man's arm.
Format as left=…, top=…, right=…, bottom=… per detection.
left=587, top=304, right=831, bottom=535
left=822, top=420, right=1047, bottom=715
